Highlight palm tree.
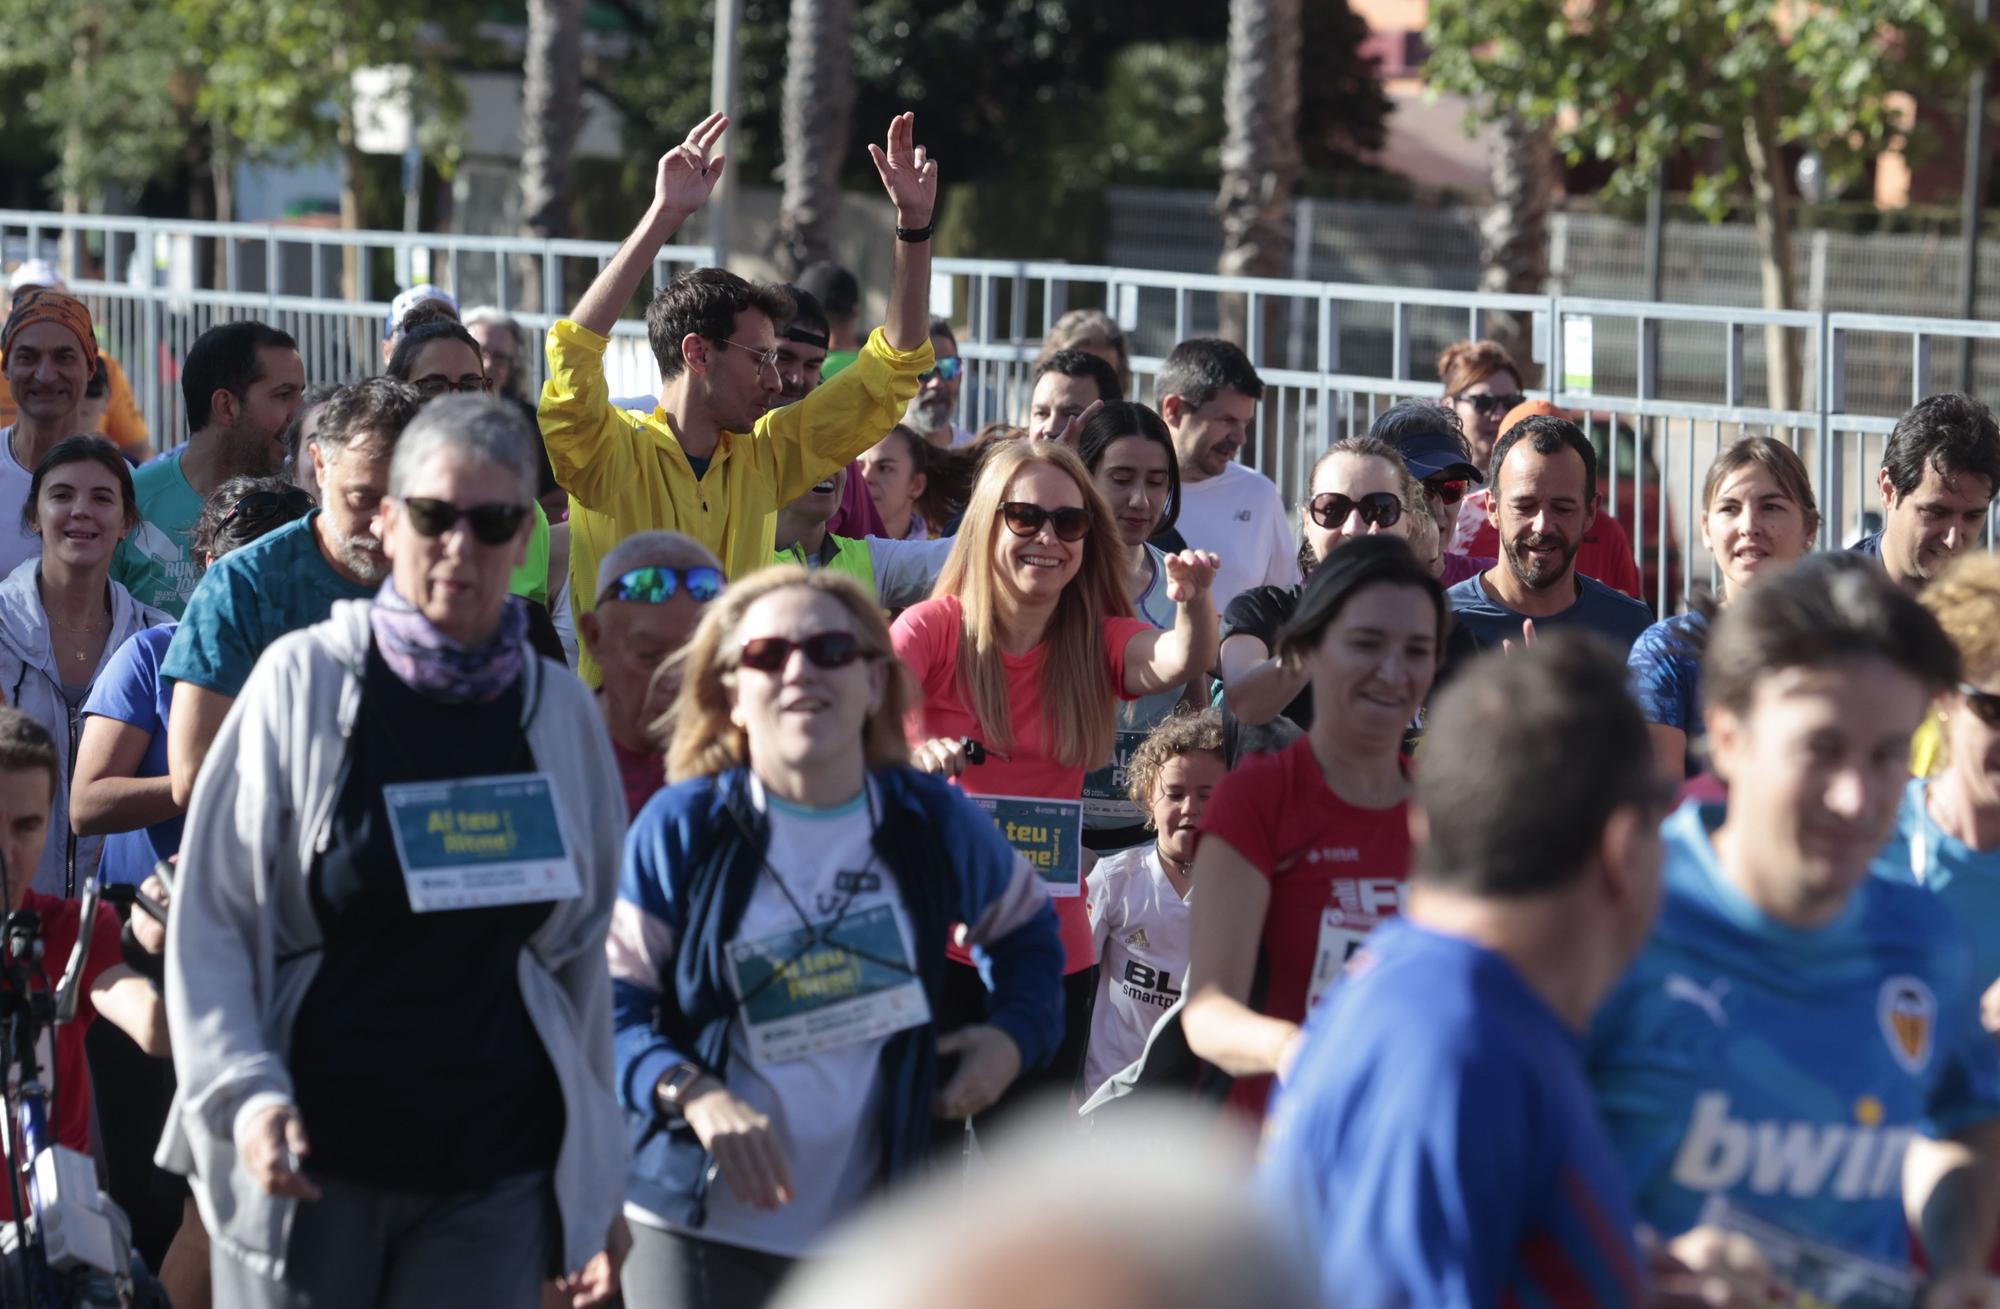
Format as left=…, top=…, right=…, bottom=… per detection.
left=517, top=0, right=584, bottom=312
left=1217, top=0, right=1301, bottom=359
left=1478, top=110, right=1552, bottom=386
left=773, top=0, right=855, bottom=278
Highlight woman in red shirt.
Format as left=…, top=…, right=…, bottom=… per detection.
left=1183, top=534, right=1446, bottom=1117
left=892, top=440, right=1219, bottom=1109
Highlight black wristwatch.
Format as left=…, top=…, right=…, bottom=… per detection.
left=895, top=221, right=935, bottom=243
left=656, top=1062, right=708, bottom=1118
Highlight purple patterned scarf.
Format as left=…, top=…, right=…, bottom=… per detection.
left=368, top=579, right=528, bottom=704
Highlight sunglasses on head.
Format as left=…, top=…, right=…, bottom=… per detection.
left=1308, top=491, right=1403, bottom=531
left=605, top=565, right=724, bottom=605
left=1000, top=501, right=1092, bottom=542
left=400, top=497, right=532, bottom=545
left=221, top=487, right=316, bottom=528
left=921, top=357, right=963, bottom=384
left=737, top=631, right=872, bottom=673
left=1959, top=682, right=2000, bottom=728
left=1455, top=391, right=1527, bottom=417
left=1422, top=477, right=1469, bottom=506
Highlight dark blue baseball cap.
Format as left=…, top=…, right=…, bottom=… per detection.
left=1392, top=428, right=1483, bottom=484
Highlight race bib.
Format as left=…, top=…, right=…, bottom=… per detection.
left=384, top=773, right=582, bottom=913
left=728, top=904, right=931, bottom=1063
left=969, top=795, right=1084, bottom=897
left=1081, top=730, right=1152, bottom=822
left=1305, top=909, right=1375, bottom=1009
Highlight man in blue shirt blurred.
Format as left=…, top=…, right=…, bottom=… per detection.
left=1261, top=634, right=1680, bottom=1309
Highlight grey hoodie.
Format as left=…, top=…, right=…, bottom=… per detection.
left=0, top=556, right=169, bottom=895
left=158, top=599, right=628, bottom=1280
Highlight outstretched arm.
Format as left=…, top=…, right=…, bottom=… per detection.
left=867, top=112, right=939, bottom=353
left=570, top=113, right=729, bottom=335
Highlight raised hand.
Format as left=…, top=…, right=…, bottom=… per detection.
left=1053, top=399, right=1106, bottom=447
left=867, top=112, right=939, bottom=228
left=1164, top=549, right=1221, bottom=603
left=654, top=112, right=729, bottom=219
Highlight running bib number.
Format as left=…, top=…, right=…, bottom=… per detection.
left=728, top=904, right=931, bottom=1063
left=384, top=773, right=582, bottom=913
left=1305, top=910, right=1374, bottom=1010
left=1081, top=731, right=1152, bottom=822
left=969, top=795, right=1084, bottom=898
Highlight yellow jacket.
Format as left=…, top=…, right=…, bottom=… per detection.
left=539, top=319, right=931, bottom=686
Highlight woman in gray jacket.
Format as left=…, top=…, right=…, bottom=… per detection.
left=161, top=395, right=628, bottom=1307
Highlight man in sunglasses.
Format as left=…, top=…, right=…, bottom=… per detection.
left=539, top=110, right=938, bottom=689
left=577, top=532, right=723, bottom=818
left=904, top=317, right=974, bottom=450
left=113, top=320, right=306, bottom=617
left=1443, top=415, right=1652, bottom=662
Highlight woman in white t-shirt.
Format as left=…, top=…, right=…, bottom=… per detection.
left=1082, top=709, right=1224, bottom=1100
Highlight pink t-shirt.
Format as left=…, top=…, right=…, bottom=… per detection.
left=892, top=595, right=1153, bottom=972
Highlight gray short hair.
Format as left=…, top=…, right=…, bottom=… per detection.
left=461, top=305, right=523, bottom=347
left=596, top=530, right=723, bottom=602
left=387, top=394, right=539, bottom=504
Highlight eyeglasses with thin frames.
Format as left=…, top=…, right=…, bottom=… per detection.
left=715, top=338, right=783, bottom=377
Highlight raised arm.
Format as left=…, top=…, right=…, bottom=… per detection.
left=570, top=114, right=727, bottom=336
left=1220, top=632, right=1310, bottom=728
left=1124, top=550, right=1221, bottom=696
left=866, top=112, right=938, bottom=353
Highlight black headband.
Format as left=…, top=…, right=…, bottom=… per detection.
left=781, top=323, right=829, bottom=350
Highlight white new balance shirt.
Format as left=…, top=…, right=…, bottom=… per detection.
left=1083, top=845, right=1193, bottom=1100
left=1173, top=460, right=1300, bottom=612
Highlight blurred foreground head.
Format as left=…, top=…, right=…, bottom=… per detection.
left=771, top=1103, right=1316, bottom=1309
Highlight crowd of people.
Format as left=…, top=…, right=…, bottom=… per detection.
left=1, top=108, right=1999, bottom=1308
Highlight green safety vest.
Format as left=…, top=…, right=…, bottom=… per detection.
left=775, top=532, right=877, bottom=600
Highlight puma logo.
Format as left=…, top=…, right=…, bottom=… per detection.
left=1663, top=973, right=1731, bottom=1027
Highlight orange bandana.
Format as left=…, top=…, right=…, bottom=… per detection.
left=1, top=289, right=97, bottom=376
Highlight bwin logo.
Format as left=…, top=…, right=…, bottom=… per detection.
left=1669, top=1092, right=1912, bottom=1201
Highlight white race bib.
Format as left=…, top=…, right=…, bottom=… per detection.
left=1305, top=910, right=1375, bottom=1009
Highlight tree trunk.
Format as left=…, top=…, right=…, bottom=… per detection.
left=1217, top=0, right=1302, bottom=359
left=1741, top=83, right=1801, bottom=412
left=1477, top=110, right=1552, bottom=388
left=773, top=0, right=856, bottom=279
left=517, top=0, right=585, bottom=313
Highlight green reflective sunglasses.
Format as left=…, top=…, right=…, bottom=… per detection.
left=603, top=565, right=724, bottom=605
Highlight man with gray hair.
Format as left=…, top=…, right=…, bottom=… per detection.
left=164, top=377, right=424, bottom=805
left=578, top=530, right=723, bottom=817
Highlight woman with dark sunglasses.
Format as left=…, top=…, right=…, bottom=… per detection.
left=891, top=440, right=1218, bottom=1117
left=1219, top=435, right=1422, bottom=732
left=611, top=567, right=1062, bottom=1307
left=1437, top=339, right=1527, bottom=557
left=163, top=396, right=629, bottom=1307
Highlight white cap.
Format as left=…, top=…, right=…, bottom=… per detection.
left=6, top=260, right=62, bottom=295
left=385, top=284, right=459, bottom=339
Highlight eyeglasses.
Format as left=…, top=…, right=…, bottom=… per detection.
left=1958, top=682, right=2000, bottom=728
left=1000, top=501, right=1092, bottom=542
left=921, top=357, right=963, bottom=383
left=1453, top=391, right=1527, bottom=418
left=604, top=565, right=724, bottom=605
left=1308, top=491, right=1403, bottom=531
left=412, top=374, right=490, bottom=398
left=399, top=497, right=532, bottom=545
left=1422, top=478, right=1469, bottom=506
left=737, top=631, right=873, bottom=673
left=220, top=487, right=316, bottom=529
left=715, top=338, right=782, bottom=377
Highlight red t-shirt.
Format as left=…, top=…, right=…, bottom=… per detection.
left=892, top=595, right=1153, bottom=972
left=0, top=892, right=122, bottom=1219
left=1459, top=489, right=1645, bottom=600
left=613, top=737, right=667, bottom=823
left=1198, top=735, right=1413, bottom=1117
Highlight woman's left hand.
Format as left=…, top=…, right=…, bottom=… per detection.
left=933, top=1024, right=1023, bottom=1119
left=1163, top=549, right=1221, bottom=603
left=546, top=1216, right=632, bottom=1308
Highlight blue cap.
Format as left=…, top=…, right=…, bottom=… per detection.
left=1393, top=428, right=1483, bottom=483
left=384, top=284, right=459, bottom=340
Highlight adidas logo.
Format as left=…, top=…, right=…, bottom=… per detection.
left=1124, top=928, right=1150, bottom=951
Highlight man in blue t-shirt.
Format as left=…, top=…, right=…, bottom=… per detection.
left=1261, top=635, right=1696, bottom=1309
left=1587, top=555, right=2000, bottom=1298
left=1444, top=414, right=1652, bottom=660
left=162, top=378, right=421, bottom=806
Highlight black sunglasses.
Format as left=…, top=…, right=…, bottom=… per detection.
left=1454, top=391, right=1526, bottom=417
left=1000, top=501, right=1091, bottom=542
left=738, top=631, right=872, bottom=673
left=221, top=487, right=316, bottom=528
left=400, top=497, right=532, bottom=545
left=1422, top=477, right=1469, bottom=506
left=1308, top=491, right=1403, bottom=531
left=604, top=565, right=724, bottom=605
left=1959, top=682, right=2000, bottom=728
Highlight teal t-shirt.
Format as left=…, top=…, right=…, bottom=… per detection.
left=161, top=509, right=373, bottom=698
left=110, top=451, right=207, bottom=618
left=1873, top=777, right=2000, bottom=998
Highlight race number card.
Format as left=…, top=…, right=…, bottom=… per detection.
left=969, top=795, right=1085, bottom=897
left=1081, top=730, right=1152, bottom=822
left=1305, top=908, right=1373, bottom=1010
left=384, top=773, right=582, bottom=913
left=728, top=904, right=932, bottom=1063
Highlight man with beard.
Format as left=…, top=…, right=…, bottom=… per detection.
left=112, top=321, right=305, bottom=615
left=1850, top=393, right=2000, bottom=594
left=1444, top=414, right=1651, bottom=657
left=163, top=378, right=422, bottom=805
left=904, top=317, right=973, bottom=449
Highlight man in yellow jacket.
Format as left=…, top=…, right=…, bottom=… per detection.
left=539, top=109, right=940, bottom=685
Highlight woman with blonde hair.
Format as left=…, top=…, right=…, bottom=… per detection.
left=613, top=566, right=1063, bottom=1307
left=893, top=440, right=1219, bottom=1110
left=1628, top=436, right=1819, bottom=779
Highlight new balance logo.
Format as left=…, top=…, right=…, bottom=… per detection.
left=1669, top=1092, right=1910, bottom=1202
left=1234, top=509, right=1252, bottom=522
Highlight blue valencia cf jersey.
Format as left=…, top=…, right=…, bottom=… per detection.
left=1587, top=803, right=2000, bottom=1266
